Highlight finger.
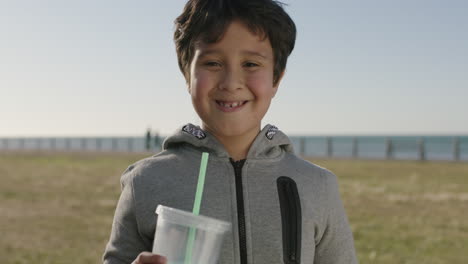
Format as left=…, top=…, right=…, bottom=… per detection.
left=152, top=255, right=167, bottom=264
left=133, top=252, right=167, bottom=264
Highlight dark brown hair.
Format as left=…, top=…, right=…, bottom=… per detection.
left=174, top=0, right=296, bottom=85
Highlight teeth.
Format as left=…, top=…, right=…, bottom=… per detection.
left=218, top=101, right=244, bottom=108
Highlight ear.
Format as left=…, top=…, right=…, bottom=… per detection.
left=272, top=71, right=285, bottom=98
left=186, top=74, right=192, bottom=94
left=185, top=68, right=192, bottom=94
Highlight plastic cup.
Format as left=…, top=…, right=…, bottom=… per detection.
left=152, top=205, right=231, bottom=264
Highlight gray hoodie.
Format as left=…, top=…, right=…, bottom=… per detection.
left=103, top=124, right=358, bottom=264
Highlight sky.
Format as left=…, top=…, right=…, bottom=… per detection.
left=1, top=0, right=467, bottom=137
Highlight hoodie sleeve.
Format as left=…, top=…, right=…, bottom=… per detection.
left=103, top=168, right=149, bottom=264
left=314, top=169, right=358, bottom=264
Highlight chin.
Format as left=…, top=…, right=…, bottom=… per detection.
left=208, top=122, right=257, bottom=139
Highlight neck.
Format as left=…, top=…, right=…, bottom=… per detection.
left=204, top=126, right=260, bottom=161
left=222, top=135, right=252, bottom=161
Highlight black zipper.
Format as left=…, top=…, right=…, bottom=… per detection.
left=277, top=176, right=302, bottom=264
left=230, top=158, right=248, bottom=264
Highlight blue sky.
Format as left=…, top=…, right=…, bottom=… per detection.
left=1, top=0, right=467, bottom=136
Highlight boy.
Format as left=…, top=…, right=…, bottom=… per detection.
left=103, top=0, right=358, bottom=263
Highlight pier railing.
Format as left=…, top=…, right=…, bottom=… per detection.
left=0, top=137, right=162, bottom=153
left=291, top=136, right=466, bottom=161
left=0, top=136, right=466, bottom=161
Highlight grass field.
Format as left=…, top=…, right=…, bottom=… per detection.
left=1, top=151, right=467, bottom=264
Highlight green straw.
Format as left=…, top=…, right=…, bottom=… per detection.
left=184, top=152, right=209, bottom=264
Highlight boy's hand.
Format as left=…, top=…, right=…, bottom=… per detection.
left=132, top=252, right=167, bottom=264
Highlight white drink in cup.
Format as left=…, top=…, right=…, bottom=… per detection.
left=152, top=205, right=231, bottom=264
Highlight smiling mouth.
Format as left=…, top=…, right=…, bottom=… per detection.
left=215, top=100, right=249, bottom=109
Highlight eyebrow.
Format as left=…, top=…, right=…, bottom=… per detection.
left=242, top=50, right=268, bottom=59
left=198, top=49, right=269, bottom=59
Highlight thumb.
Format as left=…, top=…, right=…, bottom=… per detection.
left=133, top=252, right=167, bottom=264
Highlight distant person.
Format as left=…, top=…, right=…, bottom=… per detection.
left=103, top=0, right=357, bottom=263
left=145, top=128, right=152, bottom=151
left=153, top=131, right=160, bottom=151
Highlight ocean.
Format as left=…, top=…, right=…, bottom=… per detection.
left=0, top=135, right=467, bottom=161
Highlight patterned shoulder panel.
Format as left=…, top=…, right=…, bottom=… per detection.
left=265, top=125, right=279, bottom=140
left=182, top=124, right=206, bottom=140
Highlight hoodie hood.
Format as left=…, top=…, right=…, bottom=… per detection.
left=163, top=123, right=294, bottom=159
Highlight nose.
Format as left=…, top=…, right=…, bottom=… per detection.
left=218, top=67, right=243, bottom=92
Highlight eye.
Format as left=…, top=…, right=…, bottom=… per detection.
left=204, top=61, right=221, bottom=67
left=243, top=62, right=259, bottom=68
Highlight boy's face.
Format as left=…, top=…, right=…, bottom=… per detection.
left=188, top=20, right=282, bottom=141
